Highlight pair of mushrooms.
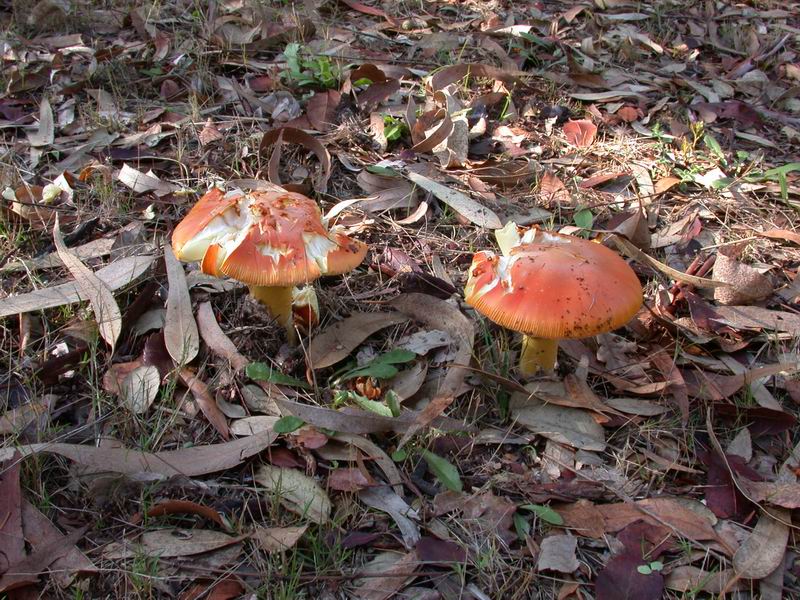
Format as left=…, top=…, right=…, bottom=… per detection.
left=172, top=188, right=642, bottom=374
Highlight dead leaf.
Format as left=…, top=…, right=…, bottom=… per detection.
left=0, top=525, right=86, bottom=593
left=758, top=228, right=800, bottom=246
left=404, top=170, right=502, bottom=229
left=121, top=365, right=160, bottom=414
left=53, top=216, right=121, bottom=351
left=179, top=369, right=230, bottom=439
left=27, top=97, right=54, bottom=147
left=359, top=486, right=420, bottom=549
left=164, top=244, right=199, bottom=364
left=103, top=529, right=243, bottom=559
left=713, top=253, right=773, bottom=305
left=556, top=499, right=606, bottom=539
left=611, top=235, right=727, bottom=289
left=20, top=500, right=96, bottom=586
left=511, top=389, right=606, bottom=451
left=665, top=567, right=741, bottom=594
left=16, top=429, right=277, bottom=477
left=308, top=311, right=409, bottom=369
left=733, top=508, right=791, bottom=579
left=391, top=294, right=475, bottom=447
left=351, top=551, right=419, bottom=600
left=196, top=302, right=248, bottom=371
left=117, top=164, right=177, bottom=196
left=254, top=465, right=331, bottom=524
left=428, top=63, right=520, bottom=93
left=252, top=525, right=308, bottom=553
left=537, top=535, right=580, bottom=573
left=328, top=468, right=373, bottom=492
left=712, top=305, right=800, bottom=334
left=336, top=432, right=403, bottom=495
left=305, top=90, right=341, bottom=132
left=0, top=397, right=52, bottom=435
left=179, top=576, right=244, bottom=600
left=539, top=171, right=573, bottom=207
left=1, top=237, right=115, bottom=274
left=563, top=119, right=597, bottom=147
left=230, top=415, right=279, bottom=436
left=198, top=118, right=224, bottom=146
left=259, top=127, right=331, bottom=193
left=598, top=497, right=719, bottom=545
left=276, top=398, right=467, bottom=435
left=739, top=481, right=800, bottom=509
left=0, top=452, right=24, bottom=574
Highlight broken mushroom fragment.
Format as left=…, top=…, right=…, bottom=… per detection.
left=464, top=224, right=642, bottom=376
left=172, top=187, right=366, bottom=342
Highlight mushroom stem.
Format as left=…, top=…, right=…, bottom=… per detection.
left=249, top=285, right=297, bottom=344
left=519, top=336, right=558, bottom=376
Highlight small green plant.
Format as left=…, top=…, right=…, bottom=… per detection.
left=336, top=349, right=416, bottom=382
left=637, top=560, right=664, bottom=575
left=383, top=115, right=408, bottom=142
left=281, top=43, right=340, bottom=89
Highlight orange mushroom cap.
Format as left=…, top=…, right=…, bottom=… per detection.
left=172, top=188, right=367, bottom=287
left=464, top=228, right=642, bottom=339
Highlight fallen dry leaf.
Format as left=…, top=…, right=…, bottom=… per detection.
left=713, top=253, right=773, bottom=305
left=0, top=254, right=154, bottom=318
left=0, top=452, right=24, bottom=574
left=20, top=499, right=96, bottom=586
left=259, top=127, right=331, bottom=194
left=164, top=244, right=200, bottom=365
left=121, top=365, right=160, bottom=414
left=196, top=301, right=249, bottom=372
left=359, top=486, right=420, bottom=549
left=405, top=170, right=502, bottom=229
left=103, top=529, right=243, bottom=559
left=758, top=228, right=800, bottom=245
left=539, top=171, right=572, bottom=207
left=117, top=164, right=177, bottom=196
left=254, top=465, right=331, bottom=524
left=308, top=311, right=409, bottom=369
left=391, top=294, right=475, bottom=448
left=252, top=525, right=308, bottom=553
left=179, top=369, right=230, bottom=439
left=733, top=508, right=791, bottom=579
left=511, top=389, right=606, bottom=451
left=16, top=429, right=277, bottom=477
left=351, top=551, right=419, bottom=600
left=53, top=216, right=122, bottom=351
left=664, top=566, right=741, bottom=595
left=536, top=535, right=580, bottom=573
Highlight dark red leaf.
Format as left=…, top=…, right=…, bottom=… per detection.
left=341, top=531, right=381, bottom=549
left=142, top=332, right=173, bottom=379
left=714, top=405, right=797, bottom=437
left=595, top=553, right=664, bottom=600
left=328, top=468, right=372, bottom=492
left=0, top=452, right=25, bottom=573
left=267, top=447, right=305, bottom=468
left=416, top=536, right=467, bottom=565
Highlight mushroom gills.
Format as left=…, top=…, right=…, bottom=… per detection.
left=519, top=335, right=559, bottom=376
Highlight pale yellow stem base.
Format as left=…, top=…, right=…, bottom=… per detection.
left=250, top=285, right=297, bottom=345
left=519, top=335, right=559, bottom=376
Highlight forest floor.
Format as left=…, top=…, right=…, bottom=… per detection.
left=1, top=0, right=800, bottom=598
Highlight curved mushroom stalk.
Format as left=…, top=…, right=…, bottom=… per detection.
left=250, top=285, right=297, bottom=344
left=520, top=336, right=558, bottom=376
